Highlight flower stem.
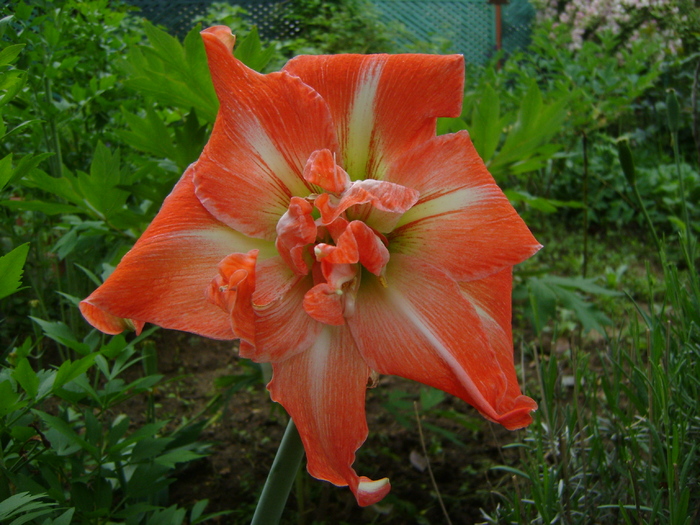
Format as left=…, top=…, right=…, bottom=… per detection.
left=250, top=418, right=305, bottom=525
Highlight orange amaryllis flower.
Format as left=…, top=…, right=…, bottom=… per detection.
left=80, top=26, right=541, bottom=506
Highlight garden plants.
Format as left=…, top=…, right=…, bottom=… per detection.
left=1, top=0, right=700, bottom=522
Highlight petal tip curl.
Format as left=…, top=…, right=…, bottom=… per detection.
left=493, top=395, right=538, bottom=431
left=201, top=25, right=236, bottom=53
left=79, top=300, right=144, bottom=336
left=355, top=476, right=391, bottom=507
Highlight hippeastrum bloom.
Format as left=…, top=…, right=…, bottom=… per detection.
left=80, top=26, right=541, bottom=506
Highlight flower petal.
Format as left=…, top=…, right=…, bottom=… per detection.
left=302, top=149, right=350, bottom=193
left=268, top=325, right=391, bottom=506
left=275, top=196, right=316, bottom=275
left=80, top=165, right=273, bottom=340
left=283, top=54, right=464, bottom=181
left=315, top=179, right=419, bottom=228
left=389, top=132, right=541, bottom=281
left=241, top=268, right=321, bottom=362
left=195, top=27, right=339, bottom=240
left=348, top=254, right=536, bottom=430
left=458, top=268, right=537, bottom=429
left=206, top=250, right=258, bottom=346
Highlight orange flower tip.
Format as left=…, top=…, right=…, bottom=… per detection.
left=201, top=25, right=236, bottom=53
left=495, top=396, right=539, bottom=431
left=79, top=301, right=144, bottom=336
left=356, top=477, right=391, bottom=507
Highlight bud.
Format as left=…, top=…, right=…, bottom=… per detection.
left=617, top=139, right=636, bottom=187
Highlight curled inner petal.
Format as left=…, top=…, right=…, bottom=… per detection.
left=303, top=149, right=351, bottom=194
left=315, top=179, right=419, bottom=227
left=304, top=262, right=359, bottom=325
left=275, top=197, right=317, bottom=275
left=207, top=250, right=259, bottom=346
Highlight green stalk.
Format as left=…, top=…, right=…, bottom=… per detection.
left=670, top=122, right=694, bottom=261
left=250, top=418, right=305, bottom=525
left=618, top=139, right=663, bottom=259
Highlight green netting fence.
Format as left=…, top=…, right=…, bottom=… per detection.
left=124, top=0, right=535, bottom=64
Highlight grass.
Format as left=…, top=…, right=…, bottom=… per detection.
left=480, top=227, right=700, bottom=524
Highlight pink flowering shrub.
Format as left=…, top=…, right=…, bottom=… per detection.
left=533, top=0, right=688, bottom=55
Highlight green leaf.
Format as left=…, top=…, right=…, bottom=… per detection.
left=0, top=200, right=83, bottom=215
left=0, top=493, right=51, bottom=521
left=0, top=70, right=26, bottom=107
left=527, top=275, right=615, bottom=334
left=30, top=317, right=91, bottom=355
left=0, top=15, right=15, bottom=39
left=234, top=27, right=276, bottom=72
left=8, top=152, right=54, bottom=186
left=117, top=106, right=178, bottom=161
left=10, top=507, right=56, bottom=525
left=71, top=143, right=129, bottom=218
left=419, top=386, right=445, bottom=411
left=0, top=119, right=42, bottom=143
left=190, top=500, right=208, bottom=523
left=123, top=22, right=217, bottom=123
left=12, top=358, right=39, bottom=399
left=48, top=508, right=75, bottom=525
left=0, top=243, right=29, bottom=299
left=470, top=84, right=501, bottom=162
left=154, top=448, right=205, bottom=468
left=0, top=44, right=25, bottom=67
left=0, top=153, right=12, bottom=190
left=53, top=354, right=98, bottom=388
left=34, top=410, right=100, bottom=459
left=0, top=380, right=24, bottom=417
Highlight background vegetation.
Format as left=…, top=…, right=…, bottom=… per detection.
left=0, top=0, right=698, bottom=523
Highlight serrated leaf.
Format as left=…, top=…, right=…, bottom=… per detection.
left=34, top=410, right=100, bottom=459
left=12, top=358, right=39, bottom=399
left=21, top=169, right=83, bottom=206
left=118, top=106, right=177, bottom=161
left=30, top=317, right=91, bottom=355
left=53, top=353, right=97, bottom=389
left=124, top=22, right=217, bottom=122
left=0, top=493, right=50, bottom=520
left=234, top=27, right=275, bottom=72
left=0, top=243, right=29, bottom=299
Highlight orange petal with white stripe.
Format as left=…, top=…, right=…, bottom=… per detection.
left=349, top=254, right=536, bottom=430
left=458, top=267, right=537, bottom=429
left=389, top=132, right=541, bottom=282
left=283, top=54, right=464, bottom=181
left=268, top=325, right=391, bottom=506
left=196, top=27, right=339, bottom=240
left=80, top=165, right=273, bottom=340
left=241, top=264, right=321, bottom=363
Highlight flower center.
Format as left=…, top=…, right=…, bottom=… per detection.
left=275, top=149, right=419, bottom=326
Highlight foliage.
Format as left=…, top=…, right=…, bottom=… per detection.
left=0, top=325, right=228, bottom=524
left=0, top=0, right=699, bottom=521
left=2, top=0, right=142, bottom=175
left=485, top=238, right=700, bottom=524
left=273, top=0, right=399, bottom=56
